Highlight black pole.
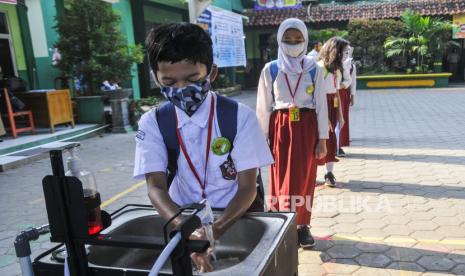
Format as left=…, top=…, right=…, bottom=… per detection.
left=50, top=150, right=65, bottom=177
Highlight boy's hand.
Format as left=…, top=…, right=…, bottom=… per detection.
left=190, top=228, right=214, bottom=272
left=315, top=140, right=327, bottom=160
left=350, top=95, right=355, bottom=106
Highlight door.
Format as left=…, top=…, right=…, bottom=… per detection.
left=0, top=11, right=17, bottom=78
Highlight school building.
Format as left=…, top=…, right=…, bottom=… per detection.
left=0, top=0, right=246, bottom=100
left=242, top=0, right=465, bottom=86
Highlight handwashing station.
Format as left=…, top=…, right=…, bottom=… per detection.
left=14, top=150, right=298, bottom=276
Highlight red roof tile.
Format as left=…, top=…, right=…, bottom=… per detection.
left=244, top=0, right=465, bottom=27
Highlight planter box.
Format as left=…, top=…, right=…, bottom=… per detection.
left=75, top=96, right=105, bottom=124
left=357, top=73, right=452, bottom=89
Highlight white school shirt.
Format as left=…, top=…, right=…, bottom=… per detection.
left=256, top=61, right=329, bottom=140
left=133, top=92, right=274, bottom=208
left=341, top=59, right=353, bottom=89
left=316, top=61, right=341, bottom=95
left=307, top=49, right=320, bottom=60
left=350, top=64, right=357, bottom=96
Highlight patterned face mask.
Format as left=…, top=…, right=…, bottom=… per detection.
left=157, top=76, right=212, bottom=116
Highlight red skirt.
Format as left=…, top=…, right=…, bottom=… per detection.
left=318, top=94, right=339, bottom=165
left=339, top=88, right=351, bottom=147
left=268, top=109, right=319, bottom=225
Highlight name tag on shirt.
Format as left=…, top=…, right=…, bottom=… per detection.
left=333, top=97, right=339, bottom=108
left=289, top=106, right=300, bottom=122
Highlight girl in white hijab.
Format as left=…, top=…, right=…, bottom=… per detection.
left=256, top=18, right=329, bottom=248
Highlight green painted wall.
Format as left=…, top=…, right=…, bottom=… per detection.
left=148, top=0, right=187, bottom=10
left=0, top=3, right=26, bottom=72
left=32, top=0, right=61, bottom=89
left=144, top=5, right=184, bottom=23
left=113, top=0, right=141, bottom=99
left=213, top=0, right=243, bottom=12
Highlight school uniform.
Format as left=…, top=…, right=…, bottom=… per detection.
left=316, top=60, right=341, bottom=165
left=256, top=60, right=329, bottom=225
left=339, top=59, right=353, bottom=147
left=134, top=92, right=273, bottom=209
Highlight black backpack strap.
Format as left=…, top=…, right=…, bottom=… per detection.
left=216, top=93, right=265, bottom=212
left=155, top=102, right=179, bottom=187
left=215, top=94, right=238, bottom=145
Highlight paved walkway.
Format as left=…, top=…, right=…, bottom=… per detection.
left=0, top=87, right=464, bottom=275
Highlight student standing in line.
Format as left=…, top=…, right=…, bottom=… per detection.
left=256, top=18, right=328, bottom=248
left=317, top=37, right=348, bottom=187
left=338, top=45, right=354, bottom=157
left=307, top=41, right=322, bottom=60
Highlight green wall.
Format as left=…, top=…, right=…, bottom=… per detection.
left=0, top=3, right=26, bottom=73
left=113, top=0, right=141, bottom=99
left=144, top=5, right=184, bottom=23
left=213, top=0, right=243, bottom=12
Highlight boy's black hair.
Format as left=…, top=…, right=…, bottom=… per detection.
left=312, top=41, right=321, bottom=48
left=146, top=23, right=213, bottom=74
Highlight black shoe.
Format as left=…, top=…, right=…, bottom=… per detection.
left=324, top=172, right=336, bottom=187
left=297, top=226, right=315, bottom=248
left=337, top=148, right=346, bottom=157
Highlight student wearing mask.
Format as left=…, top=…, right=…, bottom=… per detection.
left=317, top=37, right=349, bottom=187
left=135, top=23, right=273, bottom=271
left=256, top=18, right=328, bottom=248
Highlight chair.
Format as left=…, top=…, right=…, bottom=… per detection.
left=1, top=88, right=36, bottom=138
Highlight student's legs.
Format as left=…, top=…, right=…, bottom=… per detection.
left=326, top=162, right=335, bottom=173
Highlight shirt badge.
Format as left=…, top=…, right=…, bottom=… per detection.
left=306, top=85, right=314, bottom=95
left=136, top=130, right=145, bottom=140
left=211, top=137, right=231, bottom=155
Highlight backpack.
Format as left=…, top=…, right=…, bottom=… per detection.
left=156, top=93, right=265, bottom=211
left=269, top=60, right=317, bottom=102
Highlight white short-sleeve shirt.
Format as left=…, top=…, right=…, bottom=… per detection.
left=134, top=92, right=274, bottom=208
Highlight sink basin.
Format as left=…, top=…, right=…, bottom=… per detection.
left=33, top=206, right=297, bottom=276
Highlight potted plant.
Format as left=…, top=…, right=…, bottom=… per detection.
left=54, top=0, right=143, bottom=124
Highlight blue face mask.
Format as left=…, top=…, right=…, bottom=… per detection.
left=159, top=78, right=211, bottom=116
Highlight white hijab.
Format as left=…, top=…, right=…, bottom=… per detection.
left=277, top=18, right=315, bottom=75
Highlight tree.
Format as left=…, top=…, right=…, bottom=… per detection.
left=348, top=19, right=406, bottom=74
left=55, top=0, right=143, bottom=95
left=384, top=10, right=458, bottom=73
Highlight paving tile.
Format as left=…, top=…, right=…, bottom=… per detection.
left=355, top=242, right=390, bottom=253
left=326, top=245, right=362, bottom=259
left=452, top=264, right=465, bottom=275
left=322, top=258, right=360, bottom=274
left=448, top=250, right=465, bottom=264
left=383, top=225, right=415, bottom=236
left=299, top=249, right=324, bottom=264
left=386, top=261, right=426, bottom=273
left=355, top=252, right=392, bottom=268
left=407, top=221, right=439, bottom=231
left=416, top=255, right=456, bottom=272
left=436, top=226, right=465, bottom=238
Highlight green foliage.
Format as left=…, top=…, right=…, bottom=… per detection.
left=348, top=19, right=406, bottom=74
left=55, top=0, right=143, bottom=95
left=383, top=10, right=457, bottom=73
left=213, top=74, right=232, bottom=89
left=308, top=28, right=348, bottom=43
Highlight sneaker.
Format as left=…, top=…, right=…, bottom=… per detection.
left=297, top=226, right=315, bottom=248
left=324, top=172, right=336, bottom=187
left=337, top=147, right=346, bottom=157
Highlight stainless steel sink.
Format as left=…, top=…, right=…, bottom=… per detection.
left=33, top=207, right=298, bottom=276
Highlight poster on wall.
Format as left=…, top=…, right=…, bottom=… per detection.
left=254, top=0, right=302, bottom=10
left=197, top=6, right=246, bottom=68
left=453, top=14, right=465, bottom=39
left=0, top=0, right=17, bottom=4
